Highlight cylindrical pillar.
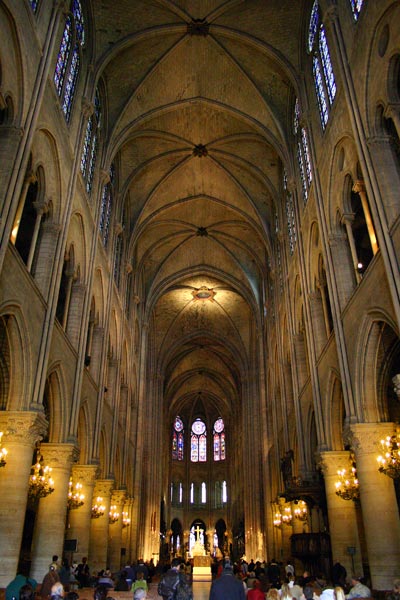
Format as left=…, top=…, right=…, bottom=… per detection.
left=108, top=490, right=126, bottom=572
left=89, top=479, right=114, bottom=573
left=30, top=443, right=77, bottom=581
left=0, top=411, right=47, bottom=586
left=66, top=465, right=99, bottom=563
left=351, top=423, right=400, bottom=589
left=320, top=450, right=363, bottom=577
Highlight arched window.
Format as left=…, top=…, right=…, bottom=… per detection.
left=294, top=99, right=312, bottom=203
left=172, top=416, right=184, bottom=461
left=191, top=418, right=207, bottom=462
left=201, top=482, right=206, bottom=503
left=190, top=483, right=194, bottom=504
left=99, top=163, right=115, bottom=247
left=222, top=480, right=227, bottom=503
left=350, top=0, right=364, bottom=21
left=308, top=1, right=336, bottom=130
left=213, top=417, right=225, bottom=461
left=54, top=0, right=85, bottom=122
left=81, top=89, right=101, bottom=195
left=284, top=170, right=297, bottom=254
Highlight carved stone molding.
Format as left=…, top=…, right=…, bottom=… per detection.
left=111, top=489, right=127, bottom=506
left=0, top=411, right=48, bottom=446
left=193, top=144, right=208, bottom=157
left=352, top=179, right=366, bottom=195
left=71, top=464, right=100, bottom=485
left=350, top=422, right=395, bottom=455
left=319, top=450, right=351, bottom=475
left=81, top=96, right=94, bottom=119
left=94, top=479, right=115, bottom=498
left=40, top=442, right=79, bottom=467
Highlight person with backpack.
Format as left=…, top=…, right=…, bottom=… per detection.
left=158, top=558, right=193, bottom=600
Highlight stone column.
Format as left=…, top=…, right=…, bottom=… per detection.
left=320, top=451, right=362, bottom=577
left=30, top=443, right=77, bottom=580
left=279, top=499, right=292, bottom=562
left=66, top=465, right=99, bottom=562
left=351, top=423, right=400, bottom=589
left=89, top=479, right=114, bottom=573
left=0, top=411, right=47, bottom=586
left=121, top=497, right=133, bottom=563
left=108, top=489, right=126, bottom=572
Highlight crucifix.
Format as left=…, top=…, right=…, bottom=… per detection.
left=194, top=524, right=203, bottom=542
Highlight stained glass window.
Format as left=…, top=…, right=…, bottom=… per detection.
left=191, top=418, right=207, bottom=462
left=81, top=89, right=101, bottom=195
left=99, top=163, right=115, bottom=248
left=172, top=416, right=184, bottom=461
left=30, top=0, right=39, bottom=13
left=284, top=170, right=297, bottom=255
left=350, top=0, right=364, bottom=20
left=294, top=98, right=313, bottom=203
left=308, top=2, right=336, bottom=130
left=114, top=234, right=123, bottom=287
left=213, top=417, right=225, bottom=461
left=54, top=0, right=85, bottom=122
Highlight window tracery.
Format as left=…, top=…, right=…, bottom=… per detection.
left=213, top=417, right=225, bottom=461
left=191, top=418, right=207, bottom=462
left=81, top=89, right=101, bottom=195
left=172, top=416, right=184, bottom=461
left=54, top=0, right=85, bottom=122
left=308, top=1, right=337, bottom=130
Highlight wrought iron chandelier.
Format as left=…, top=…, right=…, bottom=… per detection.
left=0, top=431, right=7, bottom=467
left=294, top=500, right=308, bottom=521
left=335, top=453, right=359, bottom=501
left=67, top=477, right=85, bottom=510
left=377, top=432, right=400, bottom=479
left=109, top=504, right=119, bottom=524
left=28, top=449, right=55, bottom=500
left=122, top=511, right=131, bottom=528
left=91, top=497, right=105, bottom=519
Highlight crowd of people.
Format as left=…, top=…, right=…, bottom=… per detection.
left=4, top=554, right=400, bottom=600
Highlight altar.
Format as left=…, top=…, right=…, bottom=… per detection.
left=191, top=526, right=212, bottom=582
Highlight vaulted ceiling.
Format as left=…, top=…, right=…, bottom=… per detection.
left=93, top=0, right=306, bottom=421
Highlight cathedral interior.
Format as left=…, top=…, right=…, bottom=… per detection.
left=0, top=0, right=400, bottom=592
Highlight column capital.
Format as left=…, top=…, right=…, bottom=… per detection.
left=0, top=410, right=48, bottom=446
left=41, top=442, right=79, bottom=466
left=71, top=464, right=100, bottom=485
left=352, top=179, right=366, bottom=195
left=111, top=489, right=127, bottom=506
left=81, top=96, right=94, bottom=119
left=350, top=422, right=396, bottom=455
left=94, top=479, right=115, bottom=498
left=319, top=449, right=352, bottom=475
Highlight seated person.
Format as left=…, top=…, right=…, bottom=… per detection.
left=346, top=576, right=371, bottom=599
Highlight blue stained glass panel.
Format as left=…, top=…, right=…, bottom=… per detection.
left=81, top=118, right=93, bottom=176
left=177, top=433, right=184, bottom=460
left=30, top=0, right=39, bottom=13
left=319, top=26, right=336, bottom=104
left=62, top=46, right=80, bottom=120
left=72, top=0, right=85, bottom=45
left=86, top=134, right=97, bottom=194
left=54, top=17, right=72, bottom=96
left=313, top=56, right=329, bottom=128
left=297, top=141, right=308, bottom=202
left=308, top=0, right=319, bottom=52
left=301, top=128, right=312, bottom=186
left=350, top=0, right=363, bottom=20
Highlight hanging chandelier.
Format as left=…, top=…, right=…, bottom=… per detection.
left=282, top=506, right=292, bottom=524
left=91, top=497, right=105, bottom=519
left=335, top=453, right=359, bottom=501
left=294, top=500, right=308, bottom=521
left=28, top=450, right=55, bottom=500
left=273, top=511, right=282, bottom=527
left=0, top=431, right=8, bottom=467
left=377, top=432, right=400, bottom=479
left=67, top=477, right=85, bottom=510
left=109, top=504, right=119, bottom=524
left=122, top=511, right=131, bottom=528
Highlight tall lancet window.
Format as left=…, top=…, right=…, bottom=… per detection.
left=308, top=0, right=337, bottom=130
left=54, top=0, right=85, bottom=122
left=284, top=170, right=297, bottom=254
left=81, top=89, right=101, bottom=195
left=99, top=163, right=115, bottom=248
left=213, top=417, right=225, bottom=461
left=349, top=0, right=364, bottom=21
left=191, top=418, right=207, bottom=462
left=294, top=99, right=312, bottom=203
left=172, top=416, right=184, bottom=461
